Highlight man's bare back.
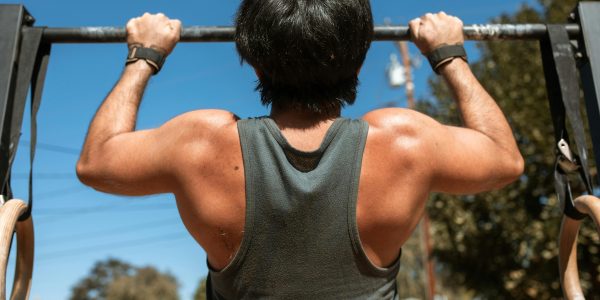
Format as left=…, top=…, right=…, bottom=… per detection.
left=76, top=8, right=524, bottom=295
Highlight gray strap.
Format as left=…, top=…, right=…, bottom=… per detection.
left=427, top=44, right=468, bottom=74
left=6, top=27, right=50, bottom=221
left=126, top=46, right=165, bottom=74
left=21, top=35, right=51, bottom=221
left=541, top=25, right=593, bottom=220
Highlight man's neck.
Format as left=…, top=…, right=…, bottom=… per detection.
left=269, top=105, right=341, bottom=130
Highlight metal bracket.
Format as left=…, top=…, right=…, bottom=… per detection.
left=557, top=139, right=580, bottom=174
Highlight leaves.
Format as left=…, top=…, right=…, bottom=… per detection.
left=106, top=267, right=179, bottom=300
left=69, top=258, right=179, bottom=300
left=193, top=277, right=207, bottom=300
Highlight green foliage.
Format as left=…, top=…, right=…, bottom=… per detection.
left=396, top=225, right=428, bottom=299
left=422, top=0, right=600, bottom=298
left=69, top=258, right=179, bottom=300
left=193, top=277, right=207, bottom=300
left=106, top=267, right=179, bottom=300
left=69, top=258, right=134, bottom=300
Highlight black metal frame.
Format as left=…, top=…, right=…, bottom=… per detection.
left=0, top=4, right=50, bottom=221
left=0, top=5, right=29, bottom=193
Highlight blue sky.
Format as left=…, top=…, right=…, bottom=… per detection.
left=1, top=0, right=539, bottom=299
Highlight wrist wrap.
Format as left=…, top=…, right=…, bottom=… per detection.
left=427, top=44, right=468, bottom=74
left=126, top=46, right=165, bottom=74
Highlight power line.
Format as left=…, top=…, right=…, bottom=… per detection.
left=35, top=201, right=170, bottom=215
left=6, top=185, right=86, bottom=201
left=37, top=232, right=189, bottom=262
left=37, top=203, right=176, bottom=217
left=19, top=140, right=80, bottom=155
left=10, top=172, right=76, bottom=180
left=31, top=185, right=88, bottom=201
left=38, top=217, right=181, bottom=244
left=36, top=203, right=178, bottom=223
left=35, top=195, right=175, bottom=214
left=34, top=189, right=169, bottom=204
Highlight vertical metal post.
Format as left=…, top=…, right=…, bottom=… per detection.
left=577, top=2, right=600, bottom=188
left=0, top=5, right=29, bottom=192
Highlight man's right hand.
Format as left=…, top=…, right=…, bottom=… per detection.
left=409, top=12, right=464, bottom=54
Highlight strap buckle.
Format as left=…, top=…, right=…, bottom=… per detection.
left=126, top=46, right=165, bottom=75
left=557, top=139, right=580, bottom=173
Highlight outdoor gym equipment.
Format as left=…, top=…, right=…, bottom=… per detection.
left=0, top=3, right=599, bottom=299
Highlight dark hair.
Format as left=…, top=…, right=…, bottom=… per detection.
left=235, top=0, right=374, bottom=114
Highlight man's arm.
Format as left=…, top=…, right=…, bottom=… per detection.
left=77, top=13, right=182, bottom=195
left=407, top=12, right=523, bottom=194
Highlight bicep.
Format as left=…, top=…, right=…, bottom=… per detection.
left=97, top=127, right=177, bottom=195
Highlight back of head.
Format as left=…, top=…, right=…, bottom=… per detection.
left=235, top=0, right=374, bottom=114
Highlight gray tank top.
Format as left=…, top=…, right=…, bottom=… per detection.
left=207, top=117, right=401, bottom=299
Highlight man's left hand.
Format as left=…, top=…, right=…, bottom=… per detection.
left=126, top=13, right=181, bottom=55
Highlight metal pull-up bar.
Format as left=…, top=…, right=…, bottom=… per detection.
left=41, top=24, right=582, bottom=43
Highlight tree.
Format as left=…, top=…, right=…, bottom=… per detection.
left=106, top=267, right=179, bottom=300
left=69, top=258, right=179, bottom=300
left=422, top=0, right=600, bottom=298
left=193, top=277, right=207, bottom=300
left=70, top=258, right=133, bottom=300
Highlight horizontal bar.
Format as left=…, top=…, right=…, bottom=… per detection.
left=41, top=24, right=582, bottom=44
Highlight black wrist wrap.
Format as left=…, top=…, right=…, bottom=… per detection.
left=427, top=44, right=468, bottom=74
left=126, top=46, right=165, bottom=74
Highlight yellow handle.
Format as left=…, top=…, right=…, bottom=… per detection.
left=0, top=200, right=34, bottom=300
left=559, top=195, right=600, bottom=300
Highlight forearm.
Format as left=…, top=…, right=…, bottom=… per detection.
left=80, top=61, right=153, bottom=162
left=440, top=59, right=521, bottom=157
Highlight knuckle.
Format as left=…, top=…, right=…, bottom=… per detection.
left=126, top=20, right=137, bottom=30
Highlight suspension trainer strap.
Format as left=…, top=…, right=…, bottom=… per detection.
left=541, top=25, right=593, bottom=220
left=21, top=33, right=50, bottom=221
left=5, top=28, right=40, bottom=196
left=5, top=26, right=49, bottom=221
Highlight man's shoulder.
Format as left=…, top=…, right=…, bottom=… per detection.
left=361, top=108, right=440, bottom=170
left=167, top=109, right=239, bottom=130
left=362, top=107, right=437, bottom=136
left=161, top=109, right=240, bottom=152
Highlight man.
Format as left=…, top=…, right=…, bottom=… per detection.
left=77, top=0, right=524, bottom=298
